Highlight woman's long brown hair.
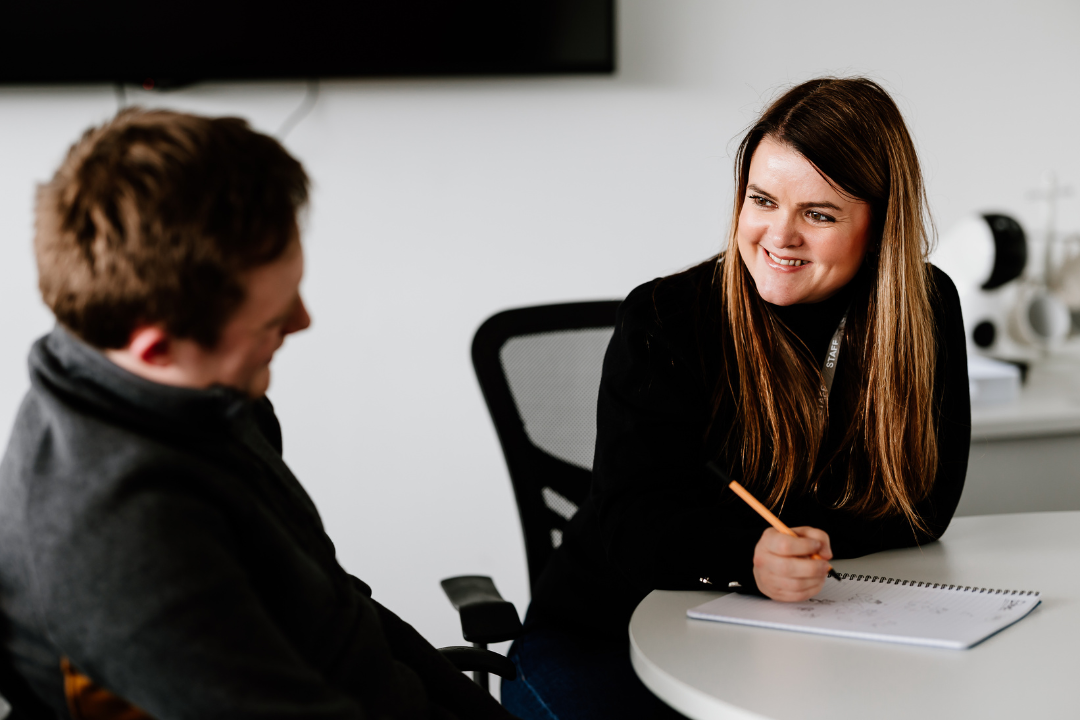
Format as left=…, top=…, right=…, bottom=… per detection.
left=719, top=77, right=938, bottom=532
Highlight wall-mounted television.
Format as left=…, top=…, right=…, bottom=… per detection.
left=0, top=0, right=615, bottom=88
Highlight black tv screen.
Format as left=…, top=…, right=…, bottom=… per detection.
left=0, top=0, right=615, bottom=88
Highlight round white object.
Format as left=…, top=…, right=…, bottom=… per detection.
left=932, top=215, right=996, bottom=291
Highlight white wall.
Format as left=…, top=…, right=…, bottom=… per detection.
left=1, top=0, right=1078, bottom=667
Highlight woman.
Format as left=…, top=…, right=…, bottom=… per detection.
left=501, top=77, right=970, bottom=718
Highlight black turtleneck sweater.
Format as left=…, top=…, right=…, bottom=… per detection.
left=0, top=328, right=515, bottom=720
left=526, top=259, right=971, bottom=640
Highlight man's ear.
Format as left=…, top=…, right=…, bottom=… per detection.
left=126, top=326, right=175, bottom=367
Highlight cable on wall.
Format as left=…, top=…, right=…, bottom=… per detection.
left=277, top=79, right=320, bottom=141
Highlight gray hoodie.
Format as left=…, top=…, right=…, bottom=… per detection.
left=0, top=328, right=511, bottom=720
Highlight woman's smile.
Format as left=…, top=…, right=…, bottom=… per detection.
left=764, top=248, right=809, bottom=268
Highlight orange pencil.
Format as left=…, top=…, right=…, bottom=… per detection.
left=706, top=461, right=842, bottom=581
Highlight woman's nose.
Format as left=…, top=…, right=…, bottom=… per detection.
left=765, top=213, right=802, bottom=248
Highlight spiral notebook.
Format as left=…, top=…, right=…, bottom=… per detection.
left=687, top=573, right=1041, bottom=649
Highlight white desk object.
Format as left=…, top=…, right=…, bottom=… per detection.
left=629, top=512, right=1079, bottom=720
left=960, top=357, right=1080, bottom=516
left=967, top=354, right=1020, bottom=405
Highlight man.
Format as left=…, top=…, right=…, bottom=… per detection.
left=0, top=109, right=516, bottom=720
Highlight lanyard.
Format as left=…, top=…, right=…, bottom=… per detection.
left=818, top=309, right=849, bottom=409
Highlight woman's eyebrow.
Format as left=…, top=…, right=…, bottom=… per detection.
left=795, top=200, right=842, bottom=211
left=747, top=184, right=841, bottom=211
left=747, top=184, right=776, bottom=200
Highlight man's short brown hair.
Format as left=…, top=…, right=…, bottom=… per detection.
left=35, top=108, right=309, bottom=349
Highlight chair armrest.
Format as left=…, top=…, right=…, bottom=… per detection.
left=438, top=646, right=517, bottom=680
left=440, top=575, right=523, bottom=645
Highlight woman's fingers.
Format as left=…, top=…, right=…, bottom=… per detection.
left=755, top=562, right=829, bottom=601
left=762, top=554, right=832, bottom=580
left=753, top=526, right=834, bottom=602
left=792, top=526, right=833, bottom=560
left=757, top=527, right=824, bottom=558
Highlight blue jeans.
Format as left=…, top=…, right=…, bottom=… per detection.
left=500, top=626, right=689, bottom=720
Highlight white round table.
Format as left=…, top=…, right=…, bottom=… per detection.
left=629, top=512, right=1080, bottom=720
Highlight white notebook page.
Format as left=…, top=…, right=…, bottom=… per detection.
left=687, top=574, right=1041, bottom=649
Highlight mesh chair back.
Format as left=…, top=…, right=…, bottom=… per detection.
left=472, top=301, right=621, bottom=591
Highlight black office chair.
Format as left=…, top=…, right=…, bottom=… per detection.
left=440, top=300, right=621, bottom=692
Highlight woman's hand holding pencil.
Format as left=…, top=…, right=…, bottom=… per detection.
left=707, top=461, right=840, bottom=602
left=753, top=526, right=835, bottom=602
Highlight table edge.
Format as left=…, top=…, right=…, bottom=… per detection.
left=628, top=512, right=1080, bottom=720
left=629, top=624, right=769, bottom=720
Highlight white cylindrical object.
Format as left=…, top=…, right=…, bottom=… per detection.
left=1009, top=285, right=1071, bottom=348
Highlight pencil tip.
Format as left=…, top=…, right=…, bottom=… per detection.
left=829, top=569, right=843, bottom=581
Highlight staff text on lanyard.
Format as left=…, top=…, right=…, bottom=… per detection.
left=818, top=309, right=849, bottom=409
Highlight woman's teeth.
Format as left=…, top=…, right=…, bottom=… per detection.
left=768, top=251, right=805, bottom=267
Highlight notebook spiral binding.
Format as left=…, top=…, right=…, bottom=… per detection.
left=836, top=573, right=1040, bottom=597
